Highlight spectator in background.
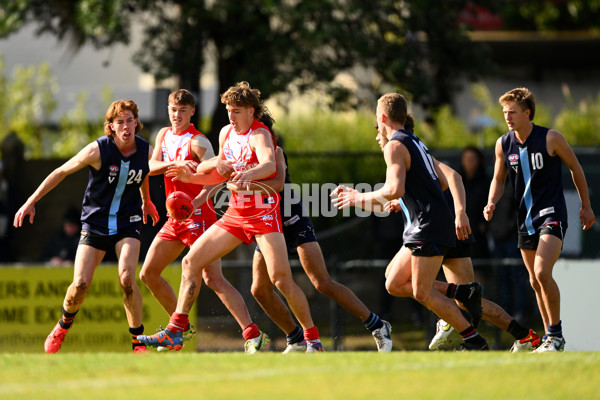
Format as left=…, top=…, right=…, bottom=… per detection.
left=43, top=206, right=81, bottom=266
left=459, top=146, right=491, bottom=259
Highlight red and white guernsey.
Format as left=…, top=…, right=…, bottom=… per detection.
left=161, top=124, right=214, bottom=218
left=222, top=119, right=279, bottom=217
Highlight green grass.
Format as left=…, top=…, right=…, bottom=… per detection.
left=1, top=351, right=599, bottom=399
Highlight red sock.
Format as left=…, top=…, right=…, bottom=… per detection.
left=243, top=323, right=260, bottom=340
left=304, top=326, right=320, bottom=341
left=167, top=313, right=189, bottom=333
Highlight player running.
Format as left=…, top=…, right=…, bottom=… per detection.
left=332, top=93, right=488, bottom=350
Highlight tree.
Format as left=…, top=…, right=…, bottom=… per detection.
left=8, top=1, right=595, bottom=141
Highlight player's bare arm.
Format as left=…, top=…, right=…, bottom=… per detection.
left=13, top=142, right=100, bottom=227
left=437, top=160, right=471, bottom=240
left=140, top=175, right=159, bottom=226
left=332, top=141, right=406, bottom=211
left=547, top=129, right=596, bottom=230
left=148, top=128, right=199, bottom=176
left=140, top=143, right=159, bottom=225
left=227, top=146, right=285, bottom=194
left=196, top=126, right=232, bottom=176
left=229, top=128, right=276, bottom=185
left=186, top=134, right=222, bottom=208
left=484, top=137, right=508, bottom=222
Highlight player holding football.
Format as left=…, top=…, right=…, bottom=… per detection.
left=14, top=100, right=160, bottom=353
left=138, top=81, right=324, bottom=352
left=139, top=89, right=268, bottom=352
left=484, top=87, right=595, bottom=352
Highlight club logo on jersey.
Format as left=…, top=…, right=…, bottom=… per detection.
left=508, top=154, right=519, bottom=172
left=108, top=165, right=119, bottom=184
left=262, top=214, right=274, bottom=221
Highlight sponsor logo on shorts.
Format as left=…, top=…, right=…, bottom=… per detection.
left=283, top=215, right=300, bottom=226
left=539, top=207, right=555, bottom=217
left=262, top=214, right=274, bottom=221
left=130, top=215, right=142, bottom=222
left=187, top=222, right=202, bottom=230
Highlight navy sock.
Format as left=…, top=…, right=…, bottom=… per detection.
left=59, top=307, right=78, bottom=329
left=130, top=325, right=145, bottom=349
left=460, top=327, right=485, bottom=345
left=363, top=312, right=384, bottom=331
left=129, top=324, right=144, bottom=336
left=446, top=283, right=458, bottom=298
left=286, top=326, right=304, bottom=345
left=507, top=319, right=529, bottom=340
left=547, top=321, right=562, bottom=338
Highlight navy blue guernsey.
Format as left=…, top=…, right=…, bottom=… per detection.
left=280, top=150, right=305, bottom=220
left=501, top=124, right=568, bottom=236
left=390, top=130, right=455, bottom=248
left=80, top=135, right=150, bottom=235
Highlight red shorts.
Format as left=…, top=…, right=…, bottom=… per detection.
left=156, top=212, right=217, bottom=248
left=215, top=207, right=283, bottom=245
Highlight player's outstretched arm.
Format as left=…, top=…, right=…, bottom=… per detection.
left=13, top=142, right=99, bottom=227
left=166, top=165, right=227, bottom=186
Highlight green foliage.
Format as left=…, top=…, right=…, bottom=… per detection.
left=0, top=55, right=58, bottom=158
left=419, top=105, right=478, bottom=148
left=53, top=88, right=112, bottom=157
left=0, top=52, right=108, bottom=159
left=0, top=0, right=28, bottom=38
left=277, top=110, right=379, bottom=154
left=555, top=92, right=600, bottom=146
left=500, top=0, right=600, bottom=31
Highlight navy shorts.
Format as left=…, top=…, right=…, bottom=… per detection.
left=518, top=221, right=567, bottom=250
left=444, top=240, right=473, bottom=259
left=79, top=225, right=141, bottom=252
left=406, top=242, right=449, bottom=257
left=256, top=205, right=317, bottom=255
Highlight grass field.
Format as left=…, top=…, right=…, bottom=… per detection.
left=1, top=351, right=599, bottom=400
